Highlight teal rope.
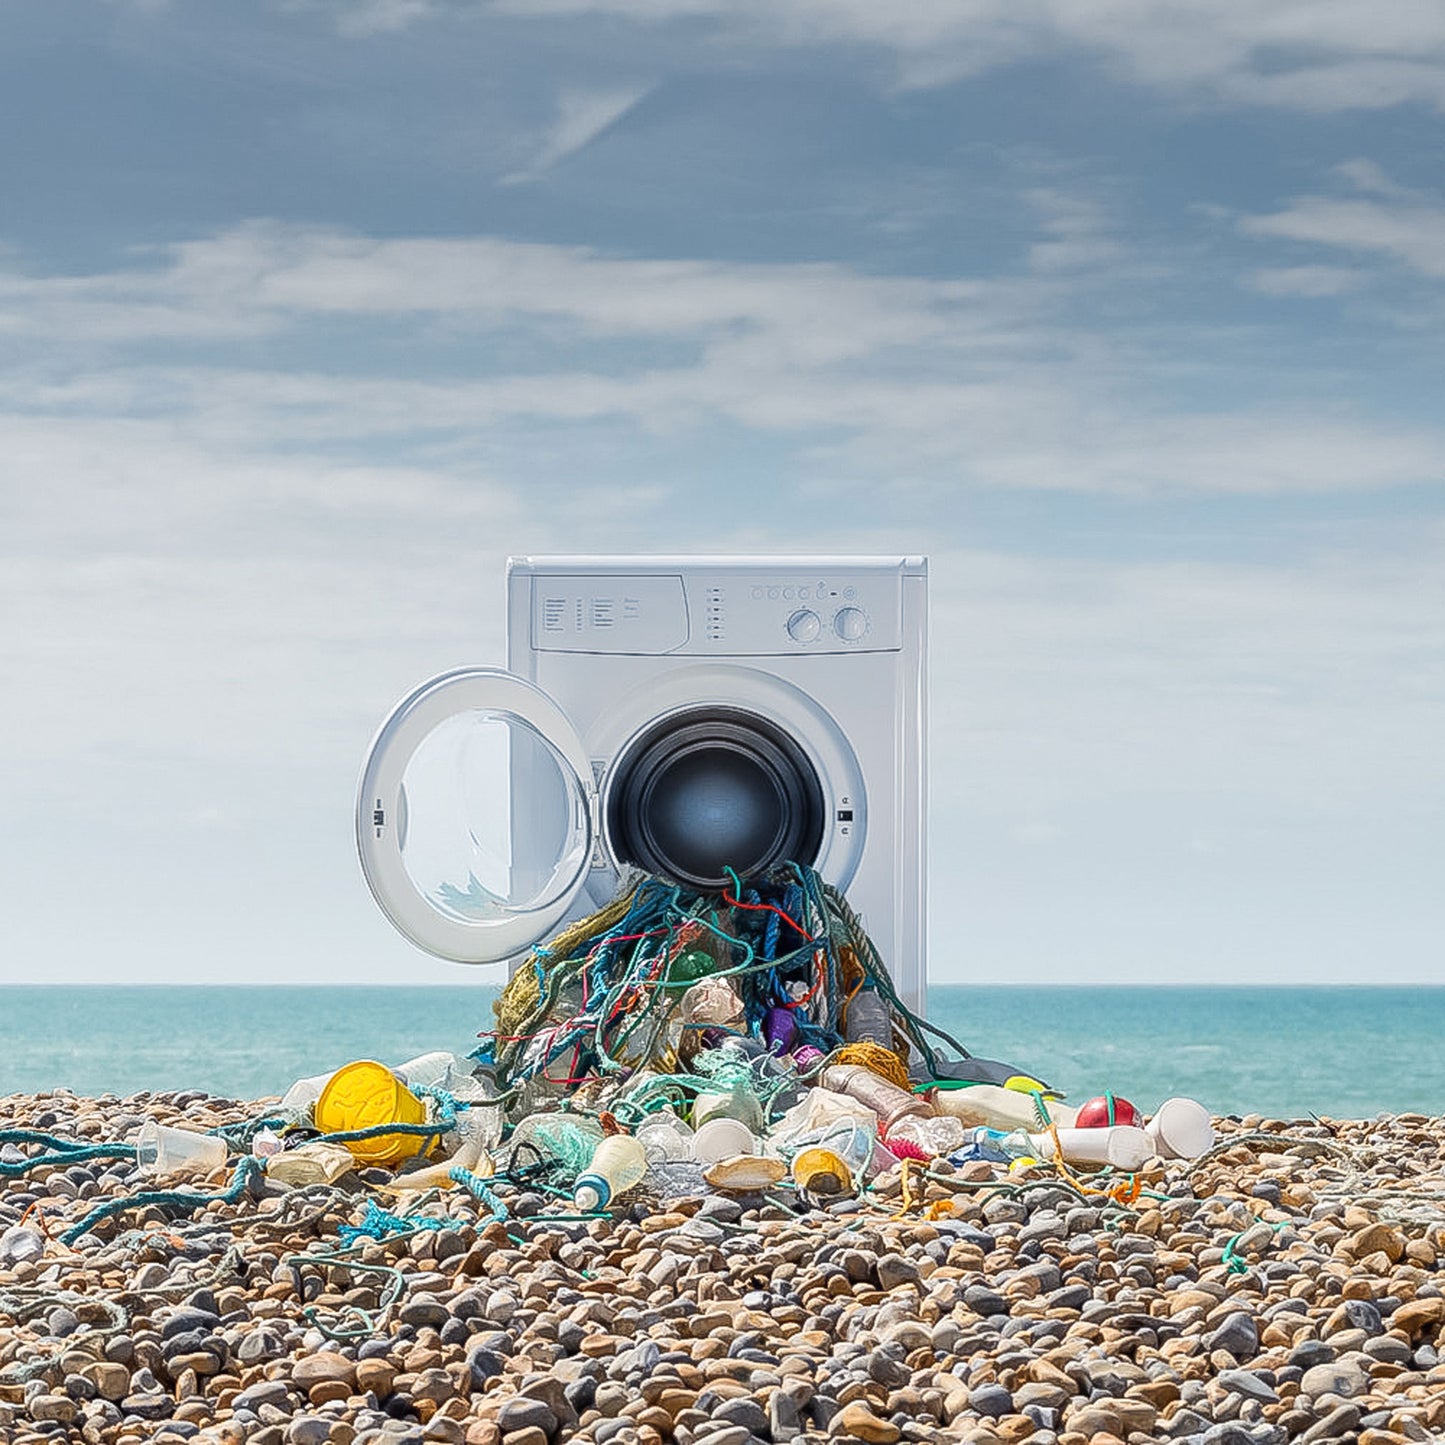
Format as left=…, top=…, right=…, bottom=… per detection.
left=1, top=1130, right=110, bottom=1150
left=1, top=1144, right=136, bottom=1179
left=336, top=1199, right=444, bottom=1247
left=59, top=1157, right=263, bottom=1246
left=448, top=1166, right=509, bottom=1221
left=289, top=1254, right=408, bottom=1342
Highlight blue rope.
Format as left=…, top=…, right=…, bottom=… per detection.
left=336, top=1198, right=444, bottom=1247
left=1, top=1130, right=107, bottom=1150
left=60, top=1157, right=264, bottom=1246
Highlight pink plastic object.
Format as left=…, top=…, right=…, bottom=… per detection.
left=886, top=1136, right=930, bottom=1161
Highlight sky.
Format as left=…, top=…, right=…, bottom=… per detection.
left=2, top=0, right=1443, bottom=987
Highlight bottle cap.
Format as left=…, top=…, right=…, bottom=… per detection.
left=573, top=1173, right=610, bottom=1211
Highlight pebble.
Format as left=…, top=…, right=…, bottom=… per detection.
left=7, top=1093, right=1445, bottom=1445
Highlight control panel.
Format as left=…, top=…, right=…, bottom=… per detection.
left=529, top=565, right=906, bottom=654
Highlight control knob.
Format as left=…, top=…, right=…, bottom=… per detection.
left=786, top=608, right=822, bottom=643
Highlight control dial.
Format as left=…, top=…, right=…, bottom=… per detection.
left=786, top=608, right=822, bottom=643
left=833, top=606, right=868, bottom=641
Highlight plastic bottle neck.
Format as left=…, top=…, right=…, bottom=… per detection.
left=573, top=1173, right=610, bottom=1211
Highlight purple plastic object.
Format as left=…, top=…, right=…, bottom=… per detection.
left=793, top=1044, right=825, bottom=1072
left=762, top=1007, right=799, bottom=1054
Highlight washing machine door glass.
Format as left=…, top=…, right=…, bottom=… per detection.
left=357, top=668, right=593, bottom=964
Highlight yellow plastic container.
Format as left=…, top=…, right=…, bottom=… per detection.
left=315, top=1060, right=428, bottom=1167
left=793, top=1146, right=852, bottom=1195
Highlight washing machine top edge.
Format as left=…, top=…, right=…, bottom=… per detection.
left=508, top=554, right=927, bottom=574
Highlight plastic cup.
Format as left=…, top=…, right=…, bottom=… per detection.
left=136, top=1120, right=228, bottom=1179
left=1146, top=1097, right=1215, bottom=1160
left=689, top=1117, right=757, bottom=1166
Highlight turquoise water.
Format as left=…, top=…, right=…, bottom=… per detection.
left=2, top=986, right=1443, bottom=1121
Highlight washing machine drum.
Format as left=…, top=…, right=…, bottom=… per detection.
left=607, top=707, right=825, bottom=890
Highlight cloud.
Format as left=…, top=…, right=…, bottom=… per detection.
left=305, top=0, right=1445, bottom=111
left=1244, top=265, right=1364, bottom=297
left=1023, top=188, right=1124, bottom=274
left=5, top=218, right=1445, bottom=499
left=1335, top=158, right=1417, bottom=198
left=1241, top=192, right=1445, bottom=279
left=505, top=86, right=650, bottom=183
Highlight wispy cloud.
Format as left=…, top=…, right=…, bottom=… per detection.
left=1242, top=189, right=1445, bottom=279
left=4, top=217, right=1445, bottom=499
left=309, top=0, right=1445, bottom=112
left=1244, top=265, right=1364, bottom=297
left=505, top=86, right=650, bottom=183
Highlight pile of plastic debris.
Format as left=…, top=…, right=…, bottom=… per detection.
left=2, top=864, right=1218, bottom=1258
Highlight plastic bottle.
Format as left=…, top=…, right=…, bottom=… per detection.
left=930, top=1084, right=1076, bottom=1133
left=844, top=988, right=894, bottom=1047
left=394, top=1051, right=498, bottom=1103
left=573, top=1134, right=648, bottom=1211
left=635, top=1110, right=694, bottom=1165
left=279, top=1071, right=331, bottom=1118
left=883, top=1113, right=970, bottom=1157
left=821, top=1064, right=930, bottom=1135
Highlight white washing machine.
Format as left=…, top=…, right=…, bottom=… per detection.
left=356, top=555, right=928, bottom=1015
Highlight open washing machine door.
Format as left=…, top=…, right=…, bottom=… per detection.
left=357, top=667, right=595, bottom=964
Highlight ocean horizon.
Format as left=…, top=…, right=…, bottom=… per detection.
left=3, top=984, right=1442, bottom=1122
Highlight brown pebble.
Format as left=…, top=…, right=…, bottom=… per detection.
left=833, top=1402, right=901, bottom=1443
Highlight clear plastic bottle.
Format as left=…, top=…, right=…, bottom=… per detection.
left=635, top=1110, right=694, bottom=1165
left=394, top=1051, right=497, bottom=1102
left=883, top=1113, right=970, bottom=1157
left=573, top=1134, right=648, bottom=1211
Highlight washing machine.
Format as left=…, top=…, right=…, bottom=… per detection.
left=356, top=555, right=928, bottom=1015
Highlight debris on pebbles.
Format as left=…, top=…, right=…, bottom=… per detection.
left=6, top=1090, right=1445, bottom=1445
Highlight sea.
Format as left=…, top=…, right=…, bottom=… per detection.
left=1, top=986, right=1442, bottom=1122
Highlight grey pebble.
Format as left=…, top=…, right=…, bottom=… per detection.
left=1205, top=1311, right=1259, bottom=1358
left=1217, top=1369, right=1278, bottom=1404
left=968, top=1383, right=1013, bottom=1418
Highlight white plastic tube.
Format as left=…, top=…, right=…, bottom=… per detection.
left=1029, top=1125, right=1152, bottom=1170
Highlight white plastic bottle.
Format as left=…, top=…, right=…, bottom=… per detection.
left=1028, top=1125, right=1152, bottom=1170
left=573, top=1135, right=648, bottom=1211
left=930, top=1085, right=1076, bottom=1133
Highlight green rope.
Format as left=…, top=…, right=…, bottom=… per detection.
left=287, top=1254, right=409, bottom=1342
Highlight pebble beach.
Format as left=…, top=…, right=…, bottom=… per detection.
left=6, top=1092, right=1445, bottom=1445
